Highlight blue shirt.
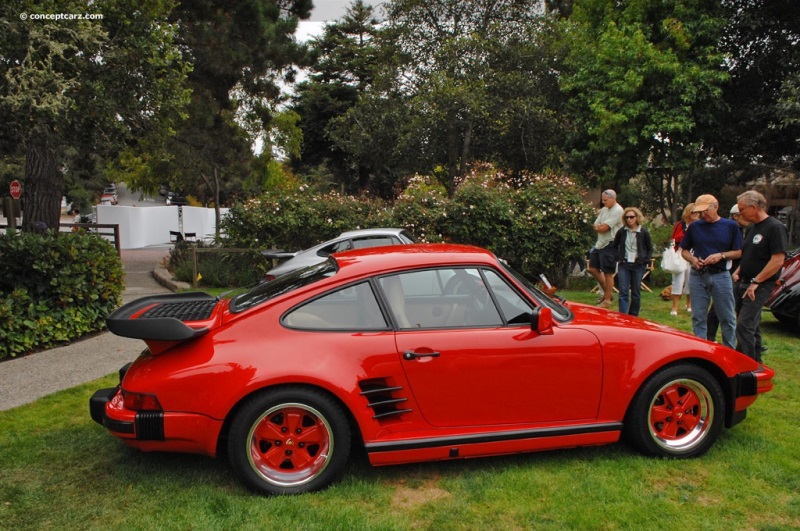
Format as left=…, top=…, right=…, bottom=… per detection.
left=680, top=218, right=743, bottom=267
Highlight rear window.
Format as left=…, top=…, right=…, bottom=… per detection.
left=229, top=259, right=337, bottom=313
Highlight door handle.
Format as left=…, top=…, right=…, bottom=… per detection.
left=403, top=350, right=440, bottom=360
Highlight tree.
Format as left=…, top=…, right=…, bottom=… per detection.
left=561, top=0, right=729, bottom=220
left=140, top=0, right=313, bottom=209
left=385, top=0, right=546, bottom=195
left=0, top=0, right=190, bottom=231
left=327, top=0, right=560, bottom=197
left=290, top=1, right=386, bottom=193
left=708, top=0, right=800, bottom=177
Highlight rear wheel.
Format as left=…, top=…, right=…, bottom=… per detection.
left=228, top=387, right=351, bottom=495
left=624, top=364, right=725, bottom=458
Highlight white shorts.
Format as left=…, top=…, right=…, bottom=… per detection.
left=671, top=270, right=690, bottom=296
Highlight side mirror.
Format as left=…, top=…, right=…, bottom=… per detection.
left=530, top=307, right=554, bottom=335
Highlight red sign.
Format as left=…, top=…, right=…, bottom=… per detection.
left=9, top=180, right=21, bottom=199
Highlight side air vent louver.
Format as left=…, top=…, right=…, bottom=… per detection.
left=359, top=378, right=412, bottom=420
left=140, top=300, right=217, bottom=322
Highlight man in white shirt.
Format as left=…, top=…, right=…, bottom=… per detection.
left=588, top=190, right=624, bottom=308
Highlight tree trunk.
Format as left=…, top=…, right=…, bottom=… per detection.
left=447, top=126, right=459, bottom=198
left=213, top=167, right=221, bottom=241
left=22, top=133, right=63, bottom=233
left=201, top=168, right=222, bottom=241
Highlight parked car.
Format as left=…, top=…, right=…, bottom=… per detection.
left=100, top=192, right=117, bottom=205
left=165, top=192, right=187, bottom=206
left=262, top=228, right=415, bottom=280
left=91, top=244, right=774, bottom=496
left=766, top=248, right=800, bottom=331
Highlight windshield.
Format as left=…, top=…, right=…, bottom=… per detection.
left=229, top=258, right=337, bottom=313
left=499, top=261, right=573, bottom=322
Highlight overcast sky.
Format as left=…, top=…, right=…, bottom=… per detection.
left=308, top=1, right=387, bottom=20
left=300, top=1, right=385, bottom=40
left=308, top=0, right=355, bottom=21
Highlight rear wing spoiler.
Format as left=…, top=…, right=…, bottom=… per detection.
left=107, top=292, right=218, bottom=341
left=261, top=249, right=296, bottom=260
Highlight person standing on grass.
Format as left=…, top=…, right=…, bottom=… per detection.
left=587, top=190, right=624, bottom=309
left=707, top=203, right=748, bottom=341
left=680, top=194, right=743, bottom=349
left=732, top=190, right=787, bottom=362
left=670, top=203, right=699, bottom=316
left=613, top=207, right=653, bottom=316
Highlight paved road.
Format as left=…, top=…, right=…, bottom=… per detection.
left=0, top=248, right=173, bottom=411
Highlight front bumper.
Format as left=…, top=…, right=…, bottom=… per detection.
left=727, top=364, right=775, bottom=427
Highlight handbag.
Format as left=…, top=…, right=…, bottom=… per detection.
left=661, top=245, right=688, bottom=274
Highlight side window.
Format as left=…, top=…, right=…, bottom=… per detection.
left=284, top=281, right=387, bottom=330
left=482, top=269, right=534, bottom=324
left=379, top=269, right=502, bottom=329
left=352, top=236, right=396, bottom=249
left=317, top=239, right=352, bottom=257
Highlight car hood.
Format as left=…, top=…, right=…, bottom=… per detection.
left=565, top=301, right=696, bottom=338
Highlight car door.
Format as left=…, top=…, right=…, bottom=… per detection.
left=380, top=268, right=603, bottom=428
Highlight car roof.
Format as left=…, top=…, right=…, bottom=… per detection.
left=338, top=228, right=409, bottom=238
left=331, top=243, right=498, bottom=278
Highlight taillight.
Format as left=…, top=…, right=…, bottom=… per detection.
left=122, top=390, right=163, bottom=412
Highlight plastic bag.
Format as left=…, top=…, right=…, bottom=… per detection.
left=660, top=245, right=688, bottom=274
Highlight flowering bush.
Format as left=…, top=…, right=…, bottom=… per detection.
left=390, top=174, right=448, bottom=242
left=222, top=187, right=390, bottom=251
left=222, top=163, right=594, bottom=283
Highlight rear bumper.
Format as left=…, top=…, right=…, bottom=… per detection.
left=89, top=381, right=222, bottom=457
left=89, top=387, right=164, bottom=440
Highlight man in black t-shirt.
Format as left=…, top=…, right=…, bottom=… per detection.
left=732, top=191, right=788, bottom=362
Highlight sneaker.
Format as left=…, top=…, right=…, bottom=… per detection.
left=686, top=307, right=692, bottom=313
left=670, top=310, right=678, bottom=316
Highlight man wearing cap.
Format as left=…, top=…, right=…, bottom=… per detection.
left=587, top=190, right=624, bottom=308
left=706, top=203, right=749, bottom=341
left=680, top=194, right=743, bottom=348
left=732, top=190, right=787, bottom=362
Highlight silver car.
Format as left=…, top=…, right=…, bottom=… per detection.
left=263, top=228, right=415, bottom=280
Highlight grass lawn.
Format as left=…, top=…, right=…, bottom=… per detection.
left=1, top=288, right=798, bottom=529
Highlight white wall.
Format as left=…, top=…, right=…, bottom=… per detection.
left=96, top=205, right=229, bottom=249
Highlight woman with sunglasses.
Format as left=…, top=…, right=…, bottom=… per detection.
left=612, top=207, right=654, bottom=316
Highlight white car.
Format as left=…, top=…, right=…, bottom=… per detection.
left=263, top=228, right=415, bottom=280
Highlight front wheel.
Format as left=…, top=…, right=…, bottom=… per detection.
left=624, top=364, right=725, bottom=458
left=228, top=387, right=351, bottom=495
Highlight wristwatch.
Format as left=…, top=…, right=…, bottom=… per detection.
left=750, top=278, right=760, bottom=284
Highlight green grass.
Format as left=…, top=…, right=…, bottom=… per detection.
left=1, top=288, right=798, bottom=530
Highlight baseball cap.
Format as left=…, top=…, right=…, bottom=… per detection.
left=730, top=204, right=739, bottom=215
left=693, top=194, right=718, bottom=212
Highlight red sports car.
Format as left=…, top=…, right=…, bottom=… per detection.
left=91, top=244, right=774, bottom=495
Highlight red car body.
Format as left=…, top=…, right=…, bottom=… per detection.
left=91, top=244, right=774, bottom=495
left=766, top=248, right=800, bottom=331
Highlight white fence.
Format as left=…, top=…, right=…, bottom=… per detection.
left=96, top=205, right=229, bottom=249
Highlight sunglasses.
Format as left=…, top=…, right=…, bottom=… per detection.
left=624, top=215, right=637, bottom=219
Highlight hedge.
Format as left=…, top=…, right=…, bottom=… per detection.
left=221, top=163, right=596, bottom=283
left=0, top=230, right=124, bottom=359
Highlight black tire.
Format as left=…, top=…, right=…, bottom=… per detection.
left=772, top=312, right=800, bottom=331
left=228, top=387, right=351, bottom=495
left=624, top=364, right=725, bottom=458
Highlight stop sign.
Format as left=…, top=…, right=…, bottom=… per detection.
left=9, top=180, right=21, bottom=199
